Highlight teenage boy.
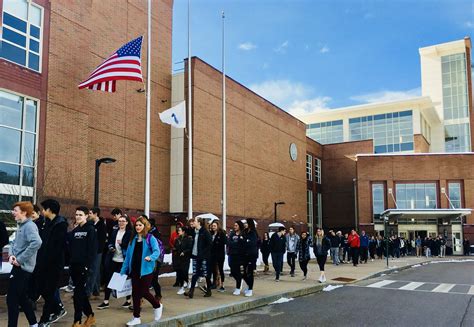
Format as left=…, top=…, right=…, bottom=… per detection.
left=69, top=206, right=97, bottom=327
left=37, top=199, right=68, bottom=326
left=87, top=207, right=106, bottom=297
left=286, top=227, right=299, bottom=277
left=7, top=201, right=42, bottom=327
left=269, top=227, right=287, bottom=281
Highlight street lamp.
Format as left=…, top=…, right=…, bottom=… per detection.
left=384, top=216, right=389, bottom=268
left=94, top=157, right=116, bottom=207
left=274, top=201, right=285, bottom=223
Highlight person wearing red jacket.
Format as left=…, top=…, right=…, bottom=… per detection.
left=347, top=229, right=360, bottom=267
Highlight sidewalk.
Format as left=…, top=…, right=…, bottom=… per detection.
left=0, top=256, right=465, bottom=326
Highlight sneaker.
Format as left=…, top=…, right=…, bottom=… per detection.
left=154, top=305, right=163, bottom=321
left=291, top=273, right=295, bottom=277
left=64, top=285, right=74, bottom=293
left=97, top=302, right=109, bottom=310
left=177, top=287, right=185, bottom=295
left=183, top=281, right=189, bottom=288
left=302, top=276, right=307, bottom=281
left=199, top=285, right=207, bottom=293
left=126, top=317, right=141, bottom=326
left=318, top=277, right=323, bottom=283
left=232, top=288, right=241, bottom=296
left=218, top=287, right=225, bottom=293
left=172, top=282, right=180, bottom=287
left=38, top=323, right=50, bottom=327
left=244, top=290, right=253, bottom=297
left=49, top=308, right=67, bottom=323
left=122, top=300, right=132, bottom=308
left=275, top=278, right=280, bottom=282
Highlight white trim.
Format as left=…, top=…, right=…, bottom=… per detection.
left=0, top=183, right=33, bottom=196
left=356, top=152, right=474, bottom=158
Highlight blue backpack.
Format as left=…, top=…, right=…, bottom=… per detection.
left=146, top=233, right=165, bottom=263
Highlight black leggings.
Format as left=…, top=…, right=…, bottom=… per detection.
left=176, top=267, right=189, bottom=287
left=299, top=259, right=309, bottom=276
left=151, top=262, right=161, bottom=298
left=261, top=251, right=270, bottom=266
left=212, top=257, right=225, bottom=285
left=352, top=247, right=360, bottom=266
left=104, top=261, right=131, bottom=301
left=316, top=255, right=327, bottom=271
left=229, top=256, right=242, bottom=289
left=242, top=258, right=256, bottom=290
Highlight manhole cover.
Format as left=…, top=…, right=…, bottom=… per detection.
left=332, top=277, right=356, bottom=282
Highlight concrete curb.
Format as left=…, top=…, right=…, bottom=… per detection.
left=143, top=259, right=444, bottom=327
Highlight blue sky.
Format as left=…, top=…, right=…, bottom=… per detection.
left=172, top=0, right=473, bottom=116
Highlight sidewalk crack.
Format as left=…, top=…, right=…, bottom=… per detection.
left=460, top=296, right=473, bottom=326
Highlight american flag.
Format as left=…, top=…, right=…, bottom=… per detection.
left=78, top=36, right=144, bottom=92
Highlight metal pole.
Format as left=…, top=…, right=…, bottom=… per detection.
left=274, top=203, right=277, bottom=223
left=385, top=218, right=389, bottom=268
left=221, top=11, right=226, bottom=231
left=144, top=0, right=151, bottom=216
left=94, top=160, right=100, bottom=207
left=187, top=0, right=193, bottom=220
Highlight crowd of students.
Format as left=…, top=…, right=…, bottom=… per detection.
left=4, top=200, right=470, bottom=327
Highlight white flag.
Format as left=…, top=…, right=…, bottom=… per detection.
left=159, top=101, right=186, bottom=128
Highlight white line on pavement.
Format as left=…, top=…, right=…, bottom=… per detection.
left=431, top=283, right=456, bottom=293
left=468, top=286, right=474, bottom=295
left=399, top=282, right=424, bottom=290
left=367, top=280, right=397, bottom=288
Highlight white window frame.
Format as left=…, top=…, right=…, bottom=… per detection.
left=315, top=157, right=321, bottom=184
left=306, top=154, right=312, bottom=181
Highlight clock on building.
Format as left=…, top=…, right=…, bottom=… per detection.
left=289, top=143, right=297, bottom=161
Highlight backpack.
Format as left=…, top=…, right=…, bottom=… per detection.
left=146, top=233, right=165, bottom=263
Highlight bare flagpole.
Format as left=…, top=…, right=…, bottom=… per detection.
left=221, top=11, right=227, bottom=231
left=144, top=0, right=152, bottom=216
left=187, top=0, right=193, bottom=220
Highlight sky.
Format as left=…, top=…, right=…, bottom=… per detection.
left=172, top=0, right=473, bottom=117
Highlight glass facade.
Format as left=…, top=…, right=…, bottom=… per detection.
left=441, top=53, right=471, bottom=152
left=0, top=0, right=43, bottom=72
left=306, top=154, right=312, bottom=181
left=395, top=183, right=437, bottom=209
left=372, top=183, right=385, bottom=219
left=314, top=158, right=321, bottom=184
left=307, top=190, right=313, bottom=227
left=0, top=90, right=38, bottom=210
left=447, top=182, right=462, bottom=209
left=349, top=110, right=414, bottom=153
left=307, top=120, right=343, bottom=144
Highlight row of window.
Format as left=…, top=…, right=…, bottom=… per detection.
left=306, top=154, right=321, bottom=184
left=1, top=0, right=43, bottom=72
left=306, top=120, right=343, bottom=145
left=445, top=123, right=471, bottom=153
left=372, top=181, right=464, bottom=219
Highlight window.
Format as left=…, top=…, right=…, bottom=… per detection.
left=314, top=158, right=321, bottom=184
left=421, top=115, right=431, bottom=143
left=445, top=123, right=471, bottom=153
left=306, top=154, right=312, bottom=181
left=0, top=89, right=38, bottom=210
left=307, top=190, right=313, bottom=228
left=306, top=120, right=343, bottom=144
left=447, top=182, right=462, bottom=209
left=349, top=110, right=414, bottom=154
left=395, top=183, right=437, bottom=209
left=0, top=0, right=43, bottom=72
left=372, top=183, right=385, bottom=219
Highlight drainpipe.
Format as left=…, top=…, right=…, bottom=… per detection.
left=353, top=178, right=358, bottom=229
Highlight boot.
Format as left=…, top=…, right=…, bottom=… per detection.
left=184, top=287, right=194, bottom=299
left=83, top=314, right=96, bottom=327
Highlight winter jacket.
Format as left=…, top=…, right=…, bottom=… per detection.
left=227, top=231, right=246, bottom=257
left=260, top=238, right=271, bottom=255
left=313, top=236, right=331, bottom=256
left=244, top=229, right=258, bottom=260
left=8, top=219, right=42, bottom=273
left=191, top=227, right=212, bottom=260
left=211, top=230, right=227, bottom=260
left=169, top=222, right=184, bottom=248
left=35, top=215, right=68, bottom=273
left=0, top=220, right=8, bottom=250
left=328, top=234, right=341, bottom=248
left=68, top=221, right=97, bottom=269
left=269, top=233, right=286, bottom=254
left=121, top=234, right=160, bottom=277
left=286, top=233, right=300, bottom=253
left=360, top=234, right=369, bottom=247
left=348, top=233, right=360, bottom=248
left=172, top=234, right=192, bottom=271
left=93, top=218, right=107, bottom=254
left=296, top=237, right=311, bottom=261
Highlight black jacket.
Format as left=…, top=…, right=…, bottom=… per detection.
left=68, top=221, right=97, bottom=268
left=297, top=237, right=311, bottom=261
left=313, top=237, right=331, bottom=256
left=172, top=235, right=192, bottom=271
left=328, top=234, right=340, bottom=248
left=227, top=231, right=246, bottom=256
left=191, top=227, right=212, bottom=260
left=269, top=233, right=286, bottom=254
left=211, top=230, right=227, bottom=260
left=0, top=220, right=8, bottom=250
left=93, top=218, right=107, bottom=254
left=34, top=216, right=47, bottom=237
left=244, top=230, right=258, bottom=259
left=260, top=238, right=271, bottom=255
left=36, top=215, right=68, bottom=273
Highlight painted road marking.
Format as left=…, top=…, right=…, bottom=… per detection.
left=431, top=283, right=456, bottom=293
left=399, top=282, right=424, bottom=290
left=367, top=280, right=397, bottom=288
left=468, top=286, right=474, bottom=295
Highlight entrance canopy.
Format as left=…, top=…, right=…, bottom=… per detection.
left=380, top=208, right=472, bottom=220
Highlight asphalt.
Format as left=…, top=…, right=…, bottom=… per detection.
left=197, top=261, right=474, bottom=327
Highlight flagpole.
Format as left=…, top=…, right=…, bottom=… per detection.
left=221, top=11, right=227, bottom=231
left=145, top=0, right=151, bottom=216
left=187, top=0, right=193, bottom=221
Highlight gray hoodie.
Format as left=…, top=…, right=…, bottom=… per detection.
left=286, top=233, right=300, bottom=253
left=8, top=218, right=42, bottom=273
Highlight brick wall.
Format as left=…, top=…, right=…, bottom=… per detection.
left=414, top=134, right=430, bottom=153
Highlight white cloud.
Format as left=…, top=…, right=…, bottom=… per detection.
left=350, top=87, right=421, bottom=104
left=274, top=40, right=289, bottom=53
left=320, top=45, right=330, bottom=54
left=238, top=42, right=257, bottom=51
left=465, top=21, right=474, bottom=28
left=249, top=79, right=331, bottom=116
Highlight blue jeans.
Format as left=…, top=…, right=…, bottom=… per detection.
left=271, top=252, right=284, bottom=279
left=330, top=247, right=339, bottom=264
left=86, top=253, right=102, bottom=296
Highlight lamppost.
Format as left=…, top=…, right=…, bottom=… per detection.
left=274, top=201, right=285, bottom=223
left=384, top=216, right=389, bottom=268
left=94, top=157, right=116, bottom=207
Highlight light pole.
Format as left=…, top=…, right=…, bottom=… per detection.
left=94, top=157, right=116, bottom=208
left=274, top=201, right=285, bottom=223
left=384, top=216, right=389, bottom=268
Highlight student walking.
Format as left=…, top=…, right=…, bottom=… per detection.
left=269, top=227, right=286, bottom=282
left=98, top=215, right=132, bottom=310
left=121, top=217, right=163, bottom=325
left=369, top=235, right=377, bottom=261
left=260, top=232, right=271, bottom=274
left=313, top=228, right=331, bottom=283
left=69, top=207, right=97, bottom=327
left=242, top=219, right=258, bottom=297
left=285, top=227, right=299, bottom=277
left=348, top=229, right=360, bottom=267
left=86, top=207, right=106, bottom=298
left=37, top=199, right=68, bottom=325
left=296, top=231, right=311, bottom=280
left=209, top=221, right=227, bottom=292
left=184, top=218, right=213, bottom=299
left=7, top=201, right=42, bottom=327
left=359, top=230, right=369, bottom=264
left=226, top=221, right=246, bottom=295
left=328, top=230, right=340, bottom=265
left=172, top=226, right=192, bottom=295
